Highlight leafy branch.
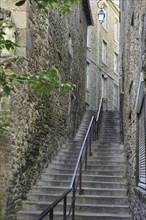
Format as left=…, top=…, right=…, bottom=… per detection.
left=0, top=29, right=17, bottom=51
left=0, top=67, right=76, bottom=97
left=0, top=0, right=77, bottom=131
left=16, top=0, right=78, bottom=15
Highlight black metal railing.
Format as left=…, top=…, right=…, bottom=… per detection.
left=36, top=97, right=103, bottom=220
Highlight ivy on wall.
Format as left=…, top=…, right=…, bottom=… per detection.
left=0, top=0, right=78, bottom=131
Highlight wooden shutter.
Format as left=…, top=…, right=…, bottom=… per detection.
left=139, top=99, right=146, bottom=188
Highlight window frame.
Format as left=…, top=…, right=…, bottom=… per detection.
left=113, top=83, right=119, bottom=110
left=138, top=97, right=146, bottom=190
left=102, top=40, right=108, bottom=65
left=114, top=52, right=119, bottom=74
left=136, top=74, right=146, bottom=190
left=114, top=17, right=119, bottom=43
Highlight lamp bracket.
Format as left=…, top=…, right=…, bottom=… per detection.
left=97, top=0, right=104, bottom=10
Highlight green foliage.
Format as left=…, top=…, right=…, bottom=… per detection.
left=0, top=30, right=18, bottom=51
left=0, top=0, right=77, bottom=131
left=0, top=67, right=76, bottom=97
left=0, top=113, right=9, bottom=133
left=16, top=0, right=78, bottom=14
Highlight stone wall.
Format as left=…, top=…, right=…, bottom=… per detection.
left=0, top=1, right=90, bottom=219
left=0, top=134, right=10, bottom=220
left=120, top=0, right=146, bottom=219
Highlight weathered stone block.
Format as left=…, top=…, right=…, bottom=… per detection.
left=11, top=11, right=27, bottom=28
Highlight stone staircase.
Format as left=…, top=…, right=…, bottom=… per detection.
left=17, top=110, right=132, bottom=220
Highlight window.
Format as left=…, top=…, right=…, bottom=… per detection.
left=102, top=5, right=108, bottom=30
left=102, top=40, right=107, bottom=64
left=102, top=77, right=107, bottom=99
left=138, top=99, right=146, bottom=189
left=86, top=63, right=90, bottom=90
left=114, top=18, right=119, bottom=42
left=136, top=74, right=146, bottom=190
left=113, top=83, right=119, bottom=110
left=114, top=52, right=118, bottom=73
left=87, top=27, right=92, bottom=49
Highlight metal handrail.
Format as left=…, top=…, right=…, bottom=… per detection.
left=70, top=116, right=94, bottom=188
left=36, top=98, right=103, bottom=220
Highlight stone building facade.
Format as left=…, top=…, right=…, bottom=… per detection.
left=120, top=0, right=146, bottom=219
left=0, top=1, right=93, bottom=219
left=85, top=0, right=120, bottom=110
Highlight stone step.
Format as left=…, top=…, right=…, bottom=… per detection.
left=59, top=148, right=125, bottom=156
left=73, top=213, right=132, bottom=220
left=100, top=135, right=120, bottom=138
left=53, top=157, right=126, bottom=164
left=31, top=186, right=127, bottom=199
left=81, top=187, right=127, bottom=196
left=98, top=143, right=122, bottom=146
left=27, top=193, right=129, bottom=205
left=88, top=155, right=125, bottom=160
left=85, top=165, right=126, bottom=171
left=45, top=169, right=125, bottom=176
left=22, top=200, right=130, bottom=214
left=32, top=181, right=127, bottom=192
left=37, top=180, right=127, bottom=188
left=93, top=152, right=125, bottom=156
left=99, top=141, right=121, bottom=145
left=102, top=125, right=120, bottom=128
left=45, top=168, right=74, bottom=174
left=50, top=162, right=126, bottom=170
left=55, top=155, right=125, bottom=162
left=41, top=173, right=125, bottom=182
left=17, top=210, right=131, bottom=220
left=94, top=149, right=124, bottom=154
left=59, top=147, right=124, bottom=154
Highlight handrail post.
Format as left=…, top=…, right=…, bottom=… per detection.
left=50, top=209, right=53, bottom=220
left=85, top=142, right=88, bottom=170
left=96, top=121, right=98, bottom=140
left=72, top=181, right=76, bottom=220
left=79, top=157, right=82, bottom=195
left=63, top=195, right=67, bottom=220
left=93, top=119, right=96, bottom=143
left=94, top=119, right=96, bottom=141
left=89, top=130, right=92, bottom=156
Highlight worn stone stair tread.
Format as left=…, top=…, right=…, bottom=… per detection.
left=74, top=212, right=131, bottom=217
left=28, top=192, right=128, bottom=199
left=45, top=168, right=74, bottom=172
left=84, top=169, right=125, bottom=172
left=37, top=179, right=71, bottom=184
left=45, top=170, right=125, bottom=175
left=23, top=200, right=129, bottom=208
left=32, top=185, right=68, bottom=190
left=37, top=180, right=127, bottom=185
left=82, top=187, right=127, bottom=192
left=17, top=111, right=132, bottom=220
left=81, top=180, right=126, bottom=185
left=42, top=173, right=124, bottom=178
left=37, top=180, right=126, bottom=189
left=83, top=174, right=124, bottom=178
left=88, top=156, right=125, bottom=160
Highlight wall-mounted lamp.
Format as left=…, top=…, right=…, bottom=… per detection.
left=97, top=0, right=105, bottom=24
